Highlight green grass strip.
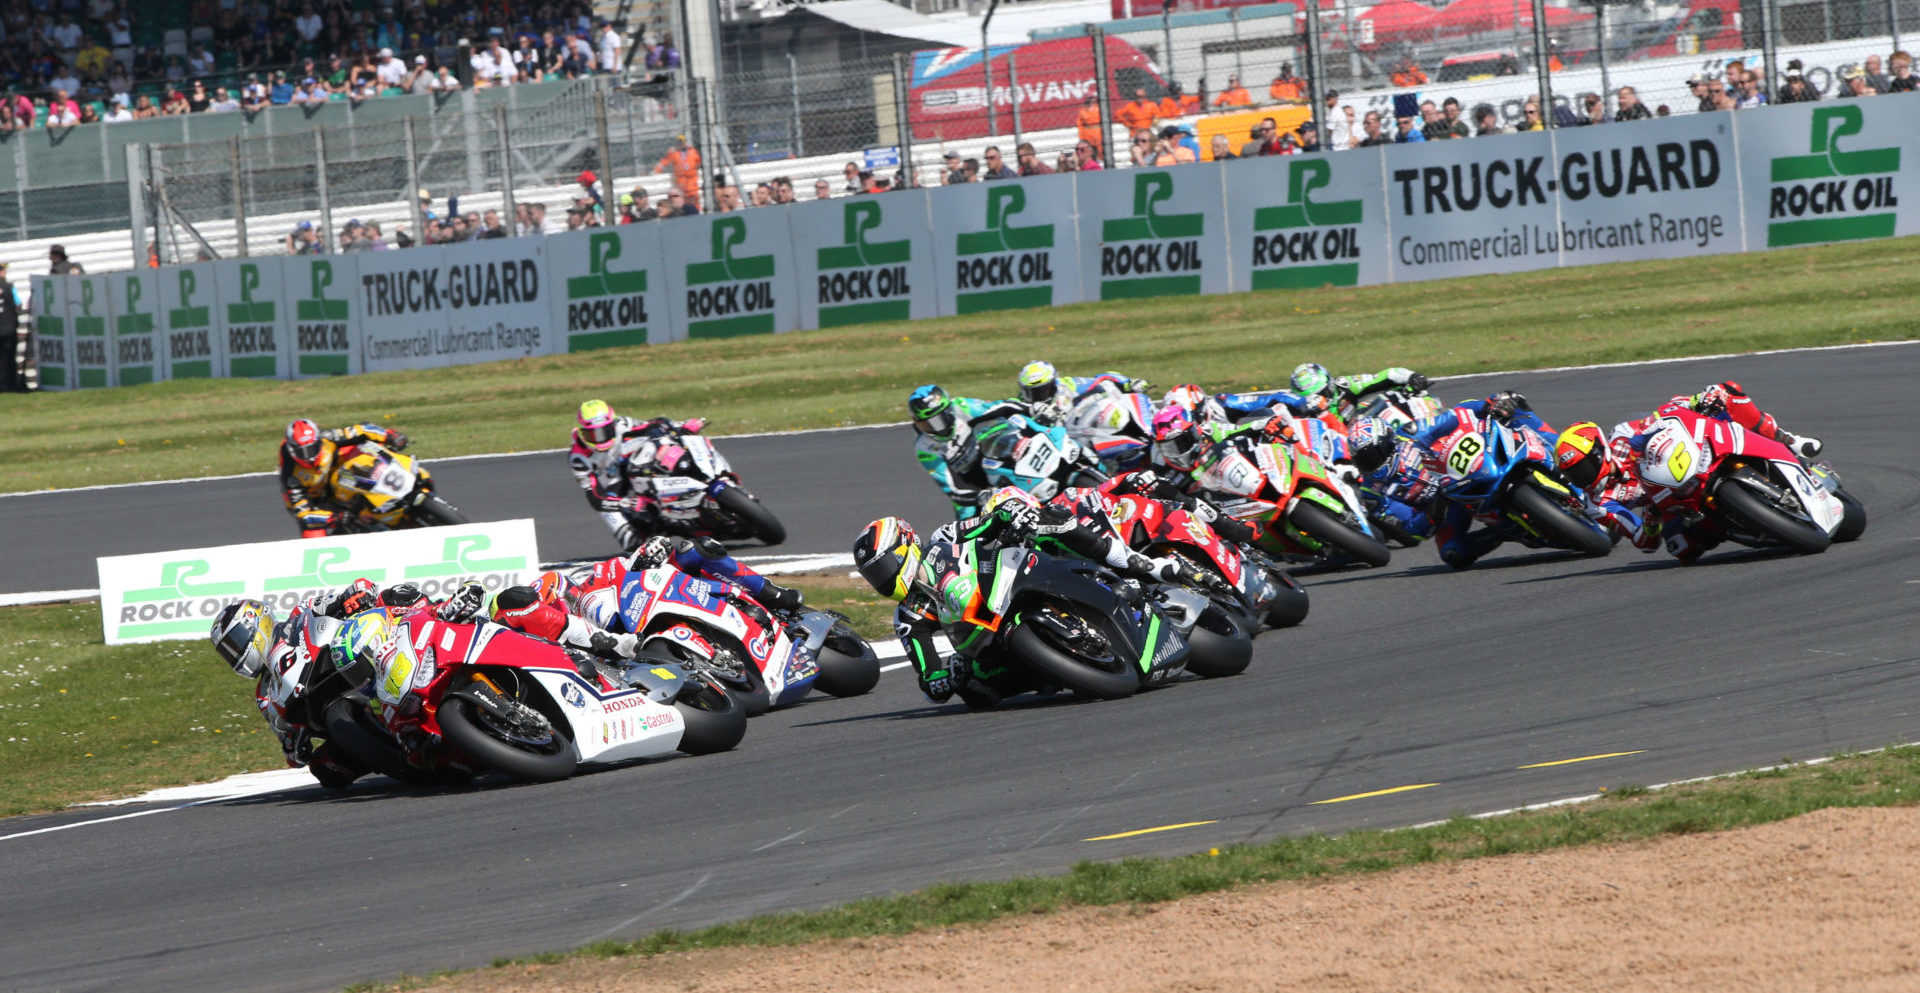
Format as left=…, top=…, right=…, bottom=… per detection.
left=2, top=235, right=1916, bottom=495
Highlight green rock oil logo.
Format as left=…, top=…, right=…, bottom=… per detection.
left=113, top=276, right=157, bottom=385
left=165, top=268, right=214, bottom=380
left=1251, top=159, right=1363, bottom=289
left=954, top=186, right=1055, bottom=314
left=1767, top=105, right=1900, bottom=248
left=72, top=278, right=108, bottom=388
left=115, top=558, right=246, bottom=639
left=32, top=278, right=67, bottom=388
left=816, top=201, right=912, bottom=327
left=686, top=217, right=777, bottom=338
left=293, top=261, right=351, bottom=375
left=567, top=231, right=651, bottom=351
left=224, top=263, right=279, bottom=378
left=1099, top=172, right=1204, bottom=300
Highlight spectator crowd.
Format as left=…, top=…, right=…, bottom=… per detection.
left=0, top=0, right=678, bottom=131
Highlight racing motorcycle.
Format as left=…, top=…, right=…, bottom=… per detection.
left=1197, top=430, right=1392, bottom=569
left=1428, top=414, right=1612, bottom=559
left=973, top=412, right=1108, bottom=501
left=614, top=562, right=880, bottom=715
left=920, top=538, right=1198, bottom=703
left=323, top=608, right=747, bottom=783
left=1636, top=409, right=1865, bottom=555
left=1357, top=388, right=1445, bottom=428
left=323, top=441, right=467, bottom=534
left=619, top=427, right=786, bottom=546
left=1090, top=487, right=1308, bottom=630
left=1061, top=387, right=1156, bottom=475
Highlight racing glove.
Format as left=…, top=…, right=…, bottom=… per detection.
left=1001, top=501, right=1041, bottom=540
left=387, top=430, right=410, bottom=451
left=1487, top=394, right=1519, bottom=422
left=325, top=578, right=380, bottom=618
left=437, top=582, right=488, bottom=622
left=1261, top=415, right=1297, bottom=442
left=627, top=535, right=674, bottom=570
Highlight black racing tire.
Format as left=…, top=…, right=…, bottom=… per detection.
left=1289, top=500, right=1392, bottom=568
left=1262, top=572, right=1311, bottom=629
left=714, top=486, right=786, bottom=546
left=672, top=677, right=748, bottom=755
left=1833, top=490, right=1867, bottom=542
left=1182, top=605, right=1253, bottom=677
left=812, top=621, right=882, bottom=698
left=437, top=696, right=578, bottom=782
left=1007, top=609, right=1139, bottom=701
left=1508, top=483, right=1613, bottom=558
left=415, top=493, right=469, bottom=527
left=1716, top=479, right=1832, bottom=555
left=321, top=697, right=442, bottom=787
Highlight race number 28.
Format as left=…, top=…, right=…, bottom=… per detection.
left=1446, top=434, right=1484, bottom=475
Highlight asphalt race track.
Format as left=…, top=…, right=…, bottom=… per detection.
left=2, top=345, right=1916, bottom=993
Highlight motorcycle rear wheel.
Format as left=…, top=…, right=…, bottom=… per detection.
left=438, top=696, right=578, bottom=782
left=1289, top=500, right=1392, bottom=568
left=1507, top=483, right=1612, bottom=558
left=415, top=494, right=469, bottom=527
left=812, top=619, right=881, bottom=697
left=673, top=677, right=748, bottom=755
left=714, top=486, right=786, bottom=546
left=1716, top=479, right=1831, bottom=555
left=1182, top=605, right=1252, bottom=677
left=1007, top=605, right=1139, bottom=701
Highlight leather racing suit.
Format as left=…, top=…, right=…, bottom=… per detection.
left=279, top=423, right=406, bottom=537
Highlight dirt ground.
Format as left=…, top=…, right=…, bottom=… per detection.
left=420, top=806, right=1919, bottom=993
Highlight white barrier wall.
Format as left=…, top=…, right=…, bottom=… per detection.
left=33, top=96, right=1920, bottom=390
left=97, top=519, right=542, bottom=644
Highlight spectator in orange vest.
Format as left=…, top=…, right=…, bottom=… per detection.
left=1389, top=54, right=1427, bottom=88
left=1213, top=73, right=1252, bottom=107
left=1158, top=81, right=1199, bottom=118
left=1115, top=87, right=1158, bottom=134
left=1075, top=94, right=1104, bottom=156
left=653, top=134, right=702, bottom=201
left=1269, top=63, right=1307, bottom=103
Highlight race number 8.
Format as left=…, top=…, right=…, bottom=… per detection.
left=1446, top=434, right=1484, bottom=475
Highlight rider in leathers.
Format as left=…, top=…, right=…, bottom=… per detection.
left=568, top=399, right=708, bottom=551
left=279, top=419, right=408, bottom=537
left=908, top=384, right=1029, bottom=517
left=1289, top=363, right=1432, bottom=422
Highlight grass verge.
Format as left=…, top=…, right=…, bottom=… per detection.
left=3, top=236, right=1916, bottom=494
left=0, top=576, right=888, bottom=818
left=351, top=745, right=1920, bottom=991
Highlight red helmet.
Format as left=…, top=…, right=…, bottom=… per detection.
left=1554, top=421, right=1611, bottom=491
left=285, top=419, right=323, bottom=467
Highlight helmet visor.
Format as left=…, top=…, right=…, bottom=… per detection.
left=581, top=419, right=617, bottom=449
left=1351, top=439, right=1391, bottom=474
left=1160, top=432, right=1200, bottom=468
left=1563, top=454, right=1601, bottom=491
left=1021, top=379, right=1058, bottom=405
left=914, top=409, right=955, bottom=436
left=289, top=436, right=322, bottom=466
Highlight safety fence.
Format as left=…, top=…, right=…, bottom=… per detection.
left=25, top=94, right=1919, bottom=391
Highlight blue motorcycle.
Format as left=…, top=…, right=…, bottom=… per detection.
left=1427, top=417, right=1612, bottom=557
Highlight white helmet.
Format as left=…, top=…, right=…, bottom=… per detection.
left=210, top=600, right=274, bottom=678
left=1018, top=360, right=1059, bottom=406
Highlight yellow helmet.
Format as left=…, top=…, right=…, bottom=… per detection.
left=577, top=399, right=618, bottom=450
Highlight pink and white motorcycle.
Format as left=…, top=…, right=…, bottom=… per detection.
left=618, top=426, right=787, bottom=545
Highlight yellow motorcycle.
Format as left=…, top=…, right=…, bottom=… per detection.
left=324, top=442, right=468, bottom=533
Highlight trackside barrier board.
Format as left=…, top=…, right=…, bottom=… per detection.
left=97, top=519, right=542, bottom=645
left=46, top=96, right=1920, bottom=390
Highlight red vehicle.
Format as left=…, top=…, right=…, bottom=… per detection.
left=909, top=35, right=1170, bottom=142
left=1634, top=408, right=1863, bottom=557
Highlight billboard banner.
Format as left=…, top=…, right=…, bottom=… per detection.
left=1735, top=100, right=1916, bottom=250
left=1382, top=130, right=1562, bottom=283
left=28, top=275, right=72, bottom=391
left=157, top=263, right=220, bottom=381
left=929, top=174, right=1084, bottom=315
left=97, top=519, right=542, bottom=644
left=1076, top=167, right=1231, bottom=300
left=1224, top=152, right=1390, bottom=292
left=356, top=242, right=551, bottom=373
left=790, top=192, right=940, bottom=330
left=214, top=259, right=291, bottom=379
left=284, top=255, right=359, bottom=378
left=1546, top=114, right=1743, bottom=266
left=661, top=211, right=800, bottom=338
left=546, top=226, right=674, bottom=350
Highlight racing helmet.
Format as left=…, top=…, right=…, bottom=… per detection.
left=533, top=569, right=574, bottom=605
left=1151, top=407, right=1203, bottom=471
left=982, top=486, right=1039, bottom=517
left=1162, top=383, right=1207, bottom=413
left=285, top=419, right=324, bottom=468
left=851, top=517, right=924, bottom=601
left=210, top=599, right=275, bottom=678
left=330, top=610, right=398, bottom=692
left=908, top=384, right=956, bottom=438
left=1018, top=360, right=1059, bottom=406
left=1347, top=416, right=1397, bottom=473
left=1290, top=362, right=1332, bottom=400
left=577, top=399, right=619, bottom=451
left=1554, top=422, right=1611, bottom=491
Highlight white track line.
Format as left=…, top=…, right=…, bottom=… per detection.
left=7, top=339, right=1913, bottom=502
left=0, top=589, right=98, bottom=608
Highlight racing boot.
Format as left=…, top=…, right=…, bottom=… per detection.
left=585, top=629, right=640, bottom=661
left=757, top=581, right=805, bottom=612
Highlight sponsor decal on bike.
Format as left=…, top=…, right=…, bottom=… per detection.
left=565, top=231, right=651, bottom=351
left=815, top=201, right=914, bottom=327
left=1099, top=172, right=1206, bottom=300
left=162, top=268, right=215, bottom=380
left=1766, top=105, right=1900, bottom=247
left=291, top=260, right=352, bottom=376
left=685, top=216, right=778, bottom=338
left=1251, top=159, right=1363, bottom=290
left=602, top=694, right=649, bottom=713
left=953, top=185, right=1056, bottom=314
left=560, top=682, right=587, bottom=708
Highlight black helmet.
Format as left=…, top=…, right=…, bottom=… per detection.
left=851, top=517, right=925, bottom=600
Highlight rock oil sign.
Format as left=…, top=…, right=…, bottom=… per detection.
left=1080, top=169, right=1227, bottom=300
left=793, top=192, right=938, bottom=330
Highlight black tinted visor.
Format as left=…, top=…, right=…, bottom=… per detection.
left=1351, top=440, right=1391, bottom=473
left=1021, top=380, right=1058, bottom=405
left=289, top=437, right=322, bottom=464
left=215, top=621, right=253, bottom=666
left=1563, top=455, right=1600, bottom=491
left=914, top=410, right=955, bottom=436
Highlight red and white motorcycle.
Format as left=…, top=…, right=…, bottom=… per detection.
left=1637, top=408, right=1866, bottom=555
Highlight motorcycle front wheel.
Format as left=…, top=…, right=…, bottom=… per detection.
left=1716, top=478, right=1832, bottom=555
left=414, top=493, right=470, bottom=527
left=1007, top=604, right=1139, bottom=700
left=672, top=677, right=748, bottom=755
left=321, top=697, right=449, bottom=788
left=1262, top=571, right=1311, bottom=629
left=812, top=618, right=881, bottom=698
left=713, top=486, right=787, bottom=546
left=1289, top=500, right=1392, bottom=568
left=1182, top=604, right=1253, bottom=677
left=438, top=696, right=578, bottom=782
left=1507, top=483, right=1612, bottom=558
